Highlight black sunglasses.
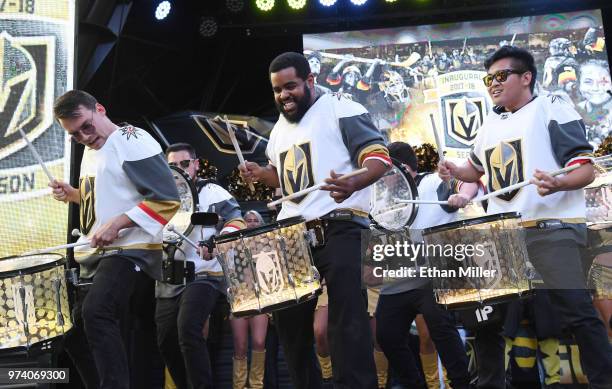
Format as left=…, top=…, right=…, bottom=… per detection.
left=483, top=69, right=526, bottom=87
left=169, top=159, right=194, bottom=169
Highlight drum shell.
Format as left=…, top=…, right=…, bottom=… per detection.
left=0, top=254, right=72, bottom=350
left=422, top=213, right=532, bottom=309
left=214, top=217, right=321, bottom=317
left=369, top=160, right=418, bottom=231
left=585, top=183, right=612, bottom=230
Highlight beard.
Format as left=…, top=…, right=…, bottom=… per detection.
left=275, top=84, right=312, bottom=123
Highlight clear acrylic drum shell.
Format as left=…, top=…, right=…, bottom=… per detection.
left=422, top=212, right=532, bottom=309
left=214, top=217, right=321, bottom=317
left=163, top=165, right=199, bottom=244
left=0, top=254, right=72, bottom=349
left=585, top=168, right=612, bottom=229
left=369, top=160, right=418, bottom=231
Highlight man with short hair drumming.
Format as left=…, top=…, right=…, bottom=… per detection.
left=240, top=52, right=391, bottom=389
left=439, top=46, right=612, bottom=388
left=50, top=90, right=180, bottom=389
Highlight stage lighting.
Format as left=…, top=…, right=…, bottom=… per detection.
left=350, top=0, right=367, bottom=5
left=199, top=17, right=218, bottom=37
left=226, top=0, right=244, bottom=13
left=320, top=0, right=337, bottom=5
left=155, top=1, right=171, bottom=20
left=288, top=0, right=306, bottom=9
left=256, top=0, right=275, bottom=11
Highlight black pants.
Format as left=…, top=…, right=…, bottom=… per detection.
left=156, top=282, right=221, bottom=389
left=64, top=256, right=150, bottom=389
left=528, top=238, right=612, bottom=388
left=273, top=220, right=378, bottom=389
left=376, top=287, right=470, bottom=389
left=473, top=319, right=506, bottom=389
left=63, top=284, right=99, bottom=389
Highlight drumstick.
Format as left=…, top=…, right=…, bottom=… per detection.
left=167, top=224, right=199, bottom=250
left=267, top=167, right=369, bottom=208
left=395, top=199, right=449, bottom=205
left=222, top=115, right=255, bottom=192
left=429, top=114, right=445, bottom=162
left=473, top=163, right=582, bottom=203
left=18, top=127, right=55, bottom=183
left=22, top=241, right=91, bottom=256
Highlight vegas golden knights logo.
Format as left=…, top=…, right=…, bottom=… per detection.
left=279, top=142, right=314, bottom=204
left=79, top=176, right=96, bottom=234
left=0, top=31, right=54, bottom=159
left=444, top=96, right=485, bottom=146
left=484, top=139, right=524, bottom=202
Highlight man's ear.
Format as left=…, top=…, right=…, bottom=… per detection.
left=523, top=71, right=533, bottom=88
left=95, top=102, right=106, bottom=115
left=306, top=73, right=315, bottom=88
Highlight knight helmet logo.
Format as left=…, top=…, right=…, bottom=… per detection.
left=469, top=241, right=502, bottom=289
left=444, top=96, right=485, bottom=146
left=0, top=31, right=54, bottom=160
left=279, top=142, right=314, bottom=204
left=484, top=139, right=525, bottom=202
left=253, top=250, right=285, bottom=294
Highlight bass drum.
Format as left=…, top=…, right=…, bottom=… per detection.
left=369, top=160, right=418, bottom=231
left=163, top=165, right=199, bottom=244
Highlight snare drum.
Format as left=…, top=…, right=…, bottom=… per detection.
left=214, top=217, right=321, bottom=317
left=422, top=212, right=531, bottom=309
left=163, top=165, right=199, bottom=244
left=0, top=254, right=72, bottom=350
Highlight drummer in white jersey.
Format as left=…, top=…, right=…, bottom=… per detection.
left=374, top=141, right=475, bottom=389
left=155, top=143, right=246, bottom=389
left=239, top=52, right=391, bottom=389
left=50, top=90, right=180, bottom=389
left=439, top=45, right=612, bottom=388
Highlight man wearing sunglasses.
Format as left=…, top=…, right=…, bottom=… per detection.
left=156, top=142, right=246, bottom=389
left=440, top=46, right=612, bottom=388
left=49, top=90, right=180, bottom=389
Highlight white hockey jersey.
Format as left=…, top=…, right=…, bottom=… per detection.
left=266, top=92, right=390, bottom=222
left=468, top=95, right=593, bottom=222
left=75, top=125, right=180, bottom=279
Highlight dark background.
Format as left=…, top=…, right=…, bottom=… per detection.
left=78, top=0, right=612, bottom=126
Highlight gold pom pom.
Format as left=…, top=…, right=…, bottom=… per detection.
left=414, top=143, right=440, bottom=172
left=227, top=168, right=275, bottom=202
left=595, top=134, right=612, bottom=157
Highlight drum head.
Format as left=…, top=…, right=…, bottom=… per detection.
left=370, top=161, right=418, bottom=231
left=163, top=165, right=198, bottom=244
left=0, top=254, right=64, bottom=275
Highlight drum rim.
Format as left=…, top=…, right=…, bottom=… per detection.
left=369, top=159, right=418, bottom=231
left=215, top=216, right=305, bottom=243
left=0, top=253, right=65, bottom=277
left=422, top=212, right=522, bottom=235
left=164, top=165, right=199, bottom=244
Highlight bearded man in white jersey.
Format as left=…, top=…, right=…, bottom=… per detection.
left=239, top=52, right=391, bottom=389
left=439, top=46, right=612, bottom=388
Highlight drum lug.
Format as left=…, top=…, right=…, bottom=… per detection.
left=311, top=266, right=321, bottom=282
left=287, top=274, right=296, bottom=287
left=52, top=278, right=65, bottom=327
left=65, top=268, right=79, bottom=286
left=226, top=288, right=234, bottom=305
